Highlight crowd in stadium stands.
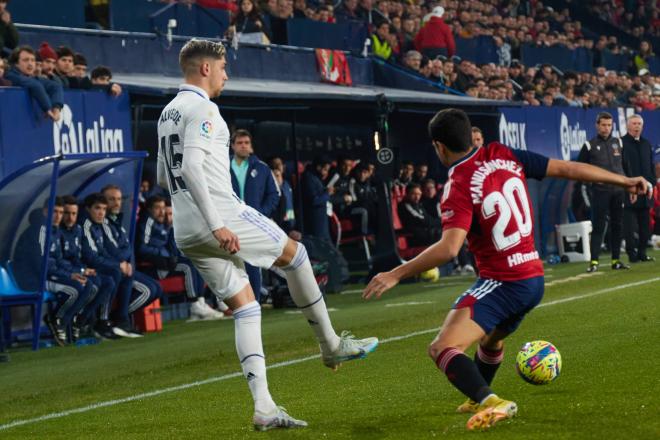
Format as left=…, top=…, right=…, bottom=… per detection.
left=587, top=0, right=660, bottom=38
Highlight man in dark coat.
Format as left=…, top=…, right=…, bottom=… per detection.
left=622, top=114, right=656, bottom=262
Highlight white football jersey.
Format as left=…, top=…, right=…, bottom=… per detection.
left=157, top=84, right=244, bottom=247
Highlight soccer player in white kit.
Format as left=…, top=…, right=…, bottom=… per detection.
left=157, top=39, right=379, bottom=431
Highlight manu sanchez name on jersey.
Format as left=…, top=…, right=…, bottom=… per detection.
left=440, top=142, right=548, bottom=281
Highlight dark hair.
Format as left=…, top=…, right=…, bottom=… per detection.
left=56, top=46, right=75, bottom=59
left=8, top=45, right=35, bottom=65
left=471, top=126, right=482, bottom=134
left=61, top=195, right=78, bottom=206
left=231, top=128, right=252, bottom=144
left=73, top=53, right=87, bottom=66
left=91, top=65, right=112, bottom=80
left=145, top=195, right=167, bottom=211
left=427, top=108, right=472, bottom=153
left=84, top=193, right=107, bottom=208
left=101, top=184, right=121, bottom=194
left=231, top=0, right=262, bottom=25
left=43, top=196, right=64, bottom=210
left=522, top=83, right=535, bottom=93
left=421, top=177, right=436, bottom=186
left=406, top=182, right=421, bottom=193
left=179, top=39, right=226, bottom=76
left=312, top=155, right=332, bottom=168
left=596, top=112, right=613, bottom=123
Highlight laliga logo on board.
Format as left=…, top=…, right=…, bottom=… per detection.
left=498, top=114, right=527, bottom=151
left=559, top=113, right=587, bottom=161
left=53, top=104, right=125, bottom=155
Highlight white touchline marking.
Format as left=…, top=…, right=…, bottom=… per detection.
left=1, top=276, right=658, bottom=432
left=385, top=301, right=435, bottom=308
left=339, top=289, right=364, bottom=295
left=284, top=308, right=339, bottom=315
left=544, top=272, right=603, bottom=287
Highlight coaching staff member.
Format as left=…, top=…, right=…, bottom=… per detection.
left=577, top=112, right=629, bottom=272
left=622, top=114, right=655, bottom=263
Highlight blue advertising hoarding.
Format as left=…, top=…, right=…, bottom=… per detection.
left=498, top=106, right=660, bottom=161
left=0, top=89, right=132, bottom=179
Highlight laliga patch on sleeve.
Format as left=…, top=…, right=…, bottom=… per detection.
left=200, top=120, right=213, bottom=139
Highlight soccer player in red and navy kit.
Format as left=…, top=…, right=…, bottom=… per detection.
left=363, top=108, right=652, bottom=431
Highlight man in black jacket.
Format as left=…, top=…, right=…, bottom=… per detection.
left=622, top=114, right=656, bottom=262
left=577, top=112, right=629, bottom=272
left=398, top=182, right=442, bottom=246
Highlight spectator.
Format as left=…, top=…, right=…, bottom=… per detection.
left=301, top=156, right=332, bottom=242
left=90, top=65, right=122, bottom=96
left=393, top=160, right=414, bottom=196
left=0, top=0, right=18, bottom=52
left=397, top=182, right=442, bottom=246
left=230, top=129, right=280, bottom=301
left=402, top=49, right=422, bottom=72
left=268, top=0, right=293, bottom=45
left=356, top=0, right=373, bottom=25
left=54, top=46, right=75, bottom=88
left=270, top=163, right=296, bottom=233
left=471, top=126, right=484, bottom=149
left=68, top=53, right=94, bottom=89
left=136, top=195, right=225, bottom=319
left=328, top=156, right=354, bottom=218
left=60, top=195, right=117, bottom=341
left=226, top=0, right=271, bottom=43
left=420, top=178, right=440, bottom=220
left=37, top=42, right=58, bottom=81
left=521, top=83, right=540, bottom=106
left=493, top=35, right=511, bottom=67
left=0, top=56, right=10, bottom=86
left=633, top=40, right=654, bottom=74
left=335, top=0, right=359, bottom=21
left=414, top=6, right=455, bottom=58
left=5, top=46, right=63, bottom=121
left=348, top=162, right=376, bottom=235
left=371, top=21, right=394, bottom=61
left=412, top=163, right=428, bottom=183
left=372, top=0, right=390, bottom=27
left=621, top=115, right=655, bottom=263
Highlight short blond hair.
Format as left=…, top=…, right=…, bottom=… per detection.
left=179, top=39, right=226, bottom=76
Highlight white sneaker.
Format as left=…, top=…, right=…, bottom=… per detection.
left=322, top=331, right=379, bottom=370
left=253, top=406, right=308, bottom=431
left=188, top=298, right=229, bottom=321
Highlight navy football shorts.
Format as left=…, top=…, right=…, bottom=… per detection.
left=452, top=276, right=544, bottom=334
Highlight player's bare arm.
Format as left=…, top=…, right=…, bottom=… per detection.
left=546, top=159, right=653, bottom=198
left=363, top=228, right=467, bottom=300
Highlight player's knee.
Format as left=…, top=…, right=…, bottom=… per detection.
left=427, top=340, right=448, bottom=361
left=274, top=239, right=303, bottom=268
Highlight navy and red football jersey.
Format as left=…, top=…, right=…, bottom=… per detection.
left=440, top=142, right=549, bottom=281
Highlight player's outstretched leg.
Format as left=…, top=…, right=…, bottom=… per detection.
left=278, top=240, right=378, bottom=369
left=458, top=331, right=506, bottom=414
left=429, top=308, right=516, bottom=430
left=229, top=285, right=307, bottom=431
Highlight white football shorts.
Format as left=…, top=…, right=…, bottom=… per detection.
left=179, top=205, right=288, bottom=300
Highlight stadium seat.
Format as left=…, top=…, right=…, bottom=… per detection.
left=390, top=195, right=428, bottom=260
left=0, top=263, right=52, bottom=351
left=329, top=212, right=372, bottom=266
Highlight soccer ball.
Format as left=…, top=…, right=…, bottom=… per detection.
left=515, top=340, right=562, bottom=385
left=420, top=267, right=440, bottom=282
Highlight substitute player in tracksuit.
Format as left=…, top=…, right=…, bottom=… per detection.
left=81, top=192, right=160, bottom=339
left=60, top=195, right=117, bottom=340
left=135, top=194, right=224, bottom=320
left=14, top=198, right=93, bottom=346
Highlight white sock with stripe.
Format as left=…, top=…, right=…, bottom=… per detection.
left=233, top=301, right=276, bottom=414
left=282, top=243, right=340, bottom=354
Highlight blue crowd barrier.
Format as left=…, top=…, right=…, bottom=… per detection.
left=286, top=19, right=368, bottom=53
left=110, top=0, right=165, bottom=32
left=600, top=50, right=629, bottom=72
left=372, top=58, right=461, bottom=95
left=455, top=36, right=498, bottom=65
left=521, top=44, right=593, bottom=73
left=18, top=28, right=374, bottom=85
left=149, top=3, right=230, bottom=39
left=12, top=0, right=86, bottom=28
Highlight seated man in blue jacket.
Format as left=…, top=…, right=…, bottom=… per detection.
left=81, top=191, right=160, bottom=338
left=4, top=46, right=63, bottom=121
left=136, top=195, right=225, bottom=320
left=230, top=129, right=280, bottom=302
left=13, top=197, right=93, bottom=346
left=60, top=195, right=117, bottom=340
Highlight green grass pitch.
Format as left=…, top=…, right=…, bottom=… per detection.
left=1, top=254, right=659, bottom=439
